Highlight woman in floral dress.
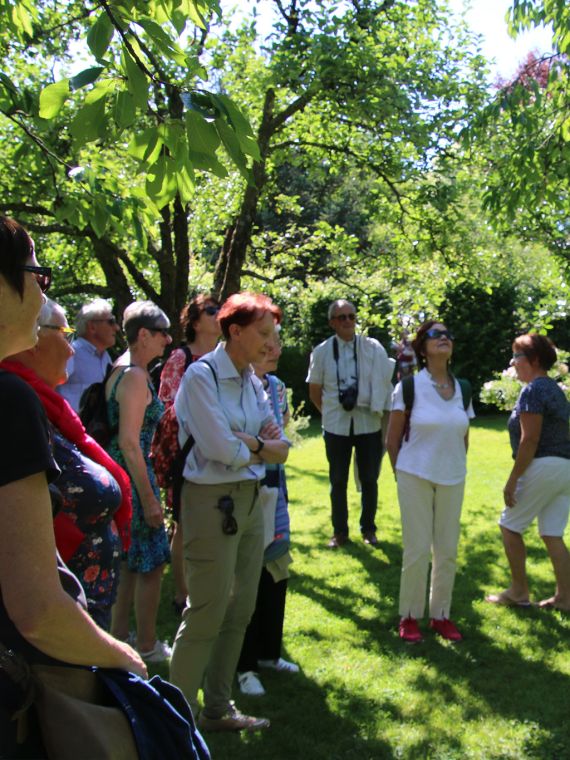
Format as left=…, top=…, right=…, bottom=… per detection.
left=106, top=301, right=173, bottom=662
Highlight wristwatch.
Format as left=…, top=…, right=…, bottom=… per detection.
left=252, top=435, right=265, bottom=454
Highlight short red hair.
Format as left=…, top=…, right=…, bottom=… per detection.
left=218, top=292, right=282, bottom=340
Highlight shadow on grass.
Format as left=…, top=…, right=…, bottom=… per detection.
left=287, top=527, right=570, bottom=759
left=205, top=667, right=398, bottom=759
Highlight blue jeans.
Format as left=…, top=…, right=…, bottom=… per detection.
left=323, top=429, right=383, bottom=536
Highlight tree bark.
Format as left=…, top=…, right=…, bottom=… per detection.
left=213, top=88, right=276, bottom=299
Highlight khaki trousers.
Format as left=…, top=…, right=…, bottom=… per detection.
left=397, top=471, right=465, bottom=620
left=169, top=480, right=263, bottom=717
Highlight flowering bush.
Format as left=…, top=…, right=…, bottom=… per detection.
left=480, top=350, right=570, bottom=411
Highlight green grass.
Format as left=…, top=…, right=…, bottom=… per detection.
left=152, top=415, right=570, bottom=759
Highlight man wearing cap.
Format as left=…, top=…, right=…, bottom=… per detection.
left=307, top=299, right=394, bottom=548
left=58, top=298, right=120, bottom=411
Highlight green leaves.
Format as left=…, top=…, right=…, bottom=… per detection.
left=87, top=12, right=115, bottom=60
left=39, top=79, right=69, bottom=118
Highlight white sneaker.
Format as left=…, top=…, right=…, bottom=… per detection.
left=258, top=657, right=299, bottom=673
left=237, top=671, right=266, bottom=696
left=139, top=639, right=172, bottom=663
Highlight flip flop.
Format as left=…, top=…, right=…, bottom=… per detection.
left=539, top=598, right=570, bottom=612
left=485, top=591, right=532, bottom=608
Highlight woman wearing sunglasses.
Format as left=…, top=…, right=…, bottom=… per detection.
left=170, top=292, right=289, bottom=732
left=105, top=301, right=173, bottom=663
left=0, top=218, right=145, bottom=758
left=486, top=334, right=570, bottom=610
left=387, top=320, right=474, bottom=642
left=151, top=294, right=221, bottom=615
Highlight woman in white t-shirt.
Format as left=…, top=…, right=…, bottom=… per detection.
left=386, top=321, right=474, bottom=643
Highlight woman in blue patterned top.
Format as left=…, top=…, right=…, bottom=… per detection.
left=106, top=301, right=173, bottom=661
left=487, top=333, right=570, bottom=611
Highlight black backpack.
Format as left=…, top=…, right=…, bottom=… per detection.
left=402, top=374, right=472, bottom=442
left=79, top=364, right=117, bottom=447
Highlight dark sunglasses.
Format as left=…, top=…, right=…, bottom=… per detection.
left=425, top=328, right=454, bottom=341
left=217, top=496, right=238, bottom=536
left=148, top=326, right=170, bottom=337
left=20, top=265, right=52, bottom=294
left=333, top=313, right=356, bottom=322
left=92, top=317, right=117, bottom=326
left=203, top=305, right=220, bottom=316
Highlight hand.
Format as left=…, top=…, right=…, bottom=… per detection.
left=120, top=642, right=148, bottom=679
left=143, top=498, right=164, bottom=529
left=259, top=421, right=280, bottom=440
left=503, top=476, right=517, bottom=508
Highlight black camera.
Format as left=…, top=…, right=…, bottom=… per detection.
left=339, top=384, right=358, bottom=411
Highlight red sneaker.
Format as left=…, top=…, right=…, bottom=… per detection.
left=399, top=616, right=423, bottom=643
left=429, top=618, right=462, bottom=641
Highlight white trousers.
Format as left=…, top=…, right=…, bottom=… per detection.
left=397, top=471, right=465, bottom=620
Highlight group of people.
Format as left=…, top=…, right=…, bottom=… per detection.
left=309, top=300, right=570, bottom=645
left=1, top=217, right=570, bottom=757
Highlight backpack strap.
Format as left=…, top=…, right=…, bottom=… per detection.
left=178, top=359, right=218, bottom=461
left=456, top=377, right=472, bottom=411
left=181, top=344, right=193, bottom=371
left=265, top=374, right=283, bottom=429
left=401, top=375, right=414, bottom=442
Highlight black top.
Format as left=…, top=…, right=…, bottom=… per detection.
left=0, top=372, right=84, bottom=664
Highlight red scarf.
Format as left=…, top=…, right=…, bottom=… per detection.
left=0, top=360, right=132, bottom=559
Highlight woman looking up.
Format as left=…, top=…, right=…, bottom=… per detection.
left=386, top=321, right=474, bottom=643
left=486, top=333, right=570, bottom=610
left=152, top=294, right=221, bottom=615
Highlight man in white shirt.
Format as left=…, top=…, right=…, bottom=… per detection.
left=307, top=300, right=394, bottom=548
left=58, top=299, right=120, bottom=411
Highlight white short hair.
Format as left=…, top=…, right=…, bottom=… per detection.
left=75, top=299, right=114, bottom=337
left=38, top=298, right=67, bottom=326
left=328, top=299, right=356, bottom=320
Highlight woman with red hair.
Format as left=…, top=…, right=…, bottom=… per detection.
left=169, top=292, right=289, bottom=733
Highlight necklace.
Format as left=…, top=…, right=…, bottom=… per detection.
left=432, top=380, right=451, bottom=390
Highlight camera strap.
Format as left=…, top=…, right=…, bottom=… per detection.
left=332, top=336, right=358, bottom=394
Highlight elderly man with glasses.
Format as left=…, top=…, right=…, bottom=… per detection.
left=58, top=298, right=120, bottom=411
left=307, top=299, right=394, bottom=549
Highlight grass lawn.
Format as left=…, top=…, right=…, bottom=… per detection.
left=153, top=415, right=570, bottom=759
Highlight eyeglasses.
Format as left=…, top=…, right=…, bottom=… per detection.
left=217, top=496, right=238, bottom=536
left=425, top=328, right=454, bottom=341
left=91, top=317, right=117, bottom=325
left=148, top=326, right=170, bottom=337
left=20, top=265, right=52, bottom=294
left=511, top=352, right=526, bottom=362
left=333, top=313, right=356, bottom=322
left=39, top=324, right=74, bottom=339
left=203, top=305, right=220, bottom=316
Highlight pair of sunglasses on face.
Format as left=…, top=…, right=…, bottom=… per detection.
left=425, top=328, right=454, bottom=341
left=21, top=265, right=52, bottom=293
left=334, top=313, right=356, bottom=322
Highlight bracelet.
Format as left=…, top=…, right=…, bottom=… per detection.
left=252, top=435, right=265, bottom=454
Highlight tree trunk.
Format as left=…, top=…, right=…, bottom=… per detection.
left=213, top=88, right=276, bottom=299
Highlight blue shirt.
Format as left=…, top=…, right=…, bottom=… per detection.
left=508, top=376, right=570, bottom=460
left=57, top=337, right=112, bottom=412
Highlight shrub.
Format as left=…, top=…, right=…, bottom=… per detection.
left=480, top=350, right=570, bottom=411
